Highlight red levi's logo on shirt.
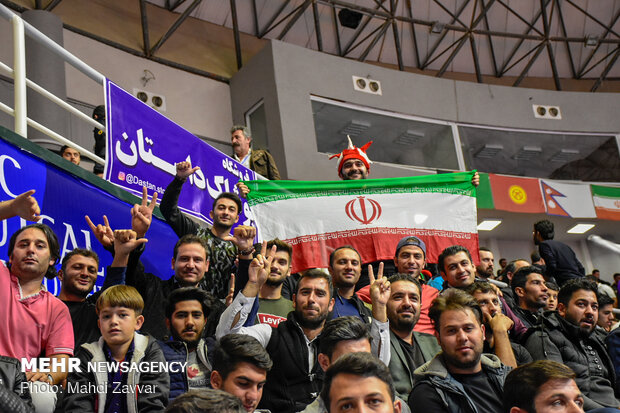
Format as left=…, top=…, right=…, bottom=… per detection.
left=258, top=313, right=287, bottom=328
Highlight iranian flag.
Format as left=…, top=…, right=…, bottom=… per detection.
left=244, top=172, right=478, bottom=273
left=591, top=185, right=620, bottom=221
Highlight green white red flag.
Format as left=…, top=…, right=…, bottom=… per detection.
left=244, top=172, right=478, bottom=273
left=591, top=185, right=620, bottom=221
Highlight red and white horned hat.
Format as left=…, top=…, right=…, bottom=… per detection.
left=329, top=136, right=373, bottom=178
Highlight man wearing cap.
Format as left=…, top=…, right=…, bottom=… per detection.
left=356, top=236, right=439, bottom=335
left=392, top=236, right=440, bottom=335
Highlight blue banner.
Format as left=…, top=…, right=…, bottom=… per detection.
left=0, top=137, right=177, bottom=294
left=104, top=79, right=257, bottom=226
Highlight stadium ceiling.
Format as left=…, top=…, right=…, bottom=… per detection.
left=5, top=0, right=620, bottom=91
left=147, top=0, right=620, bottom=91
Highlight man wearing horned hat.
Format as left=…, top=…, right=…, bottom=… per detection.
left=236, top=136, right=371, bottom=197
left=237, top=136, right=479, bottom=192
left=329, top=136, right=373, bottom=180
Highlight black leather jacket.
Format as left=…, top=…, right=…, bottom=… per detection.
left=0, top=356, right=34, bottom=413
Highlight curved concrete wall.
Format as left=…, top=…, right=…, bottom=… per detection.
left=230, top=40, right=620, bottom=181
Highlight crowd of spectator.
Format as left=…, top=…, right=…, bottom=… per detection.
left=3, top=133, right=619, bottom=413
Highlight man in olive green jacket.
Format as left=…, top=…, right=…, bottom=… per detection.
left=231, top=125, right=281, bottom=180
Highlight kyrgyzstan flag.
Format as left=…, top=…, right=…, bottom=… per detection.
left=488, top=173, right=545, bottom=213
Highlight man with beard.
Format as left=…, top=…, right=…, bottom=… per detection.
left=533, top=220, right=585, bottom=286
left=240, top=238, right=293, bottom=327
left=467, top=281, right=532, bottom=367
left=408, top=289, right=510, bottom=413
left=217, top=246, right=391, bottom=413
left=512, top=266, right=549, bottom=328
left=476, top=247, right=494, bottom=280
left=161, top=161, right=254, bottom=300
left=328, top=136, right=373, bottom=180
left=438, top=245, right=478, bottom=290
left=356, top=236, right=439, bottom=334
left=386, top=273, right=440, bottom=401
left=249, top=239, right=294, bottom=327
left=57, top=248, right=126, bottom=347
left=524, top=279, right=620, bottom=410
left=392, top=236, right=438, bottom=334
left=96, top=226, right=225, bottom=340
left=158, top=287, right=217, bottom=401
left=497, top=257, right=507, bottom=278
left=236, top=137, right=374, bottom=198
left=438, top=245, right=528, bottom=339
left=328, top=245, right=372, bottom=322
left=0, top=191, right=74, bottom=413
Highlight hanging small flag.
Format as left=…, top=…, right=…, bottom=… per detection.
left=488, top=174, right=545, bottom=213
left=591, top=185, right=620, bottom=221
left=540, top=180, right=596, bottom=218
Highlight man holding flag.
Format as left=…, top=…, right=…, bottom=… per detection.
left=237, top=137, right=481, bottom=291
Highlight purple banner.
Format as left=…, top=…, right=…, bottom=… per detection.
left=104, top=79, right=257, bottom=226
left=0, top=133, right=178, bottom=292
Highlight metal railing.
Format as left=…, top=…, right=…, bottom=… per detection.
left=0, top=3, right=106, bottom=165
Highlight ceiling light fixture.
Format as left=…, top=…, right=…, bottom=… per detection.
left=584, top=35, right=599, bottom=48
left=340, top=120, right=370, bottom=136
left=513, top=146, right=542, bottom=160
left=477, top=220, right=502, bottom=231
left=394, top=130, right=425, bottom=146
left=475, top=144, right=503, bottom=159
left=431, top=22, right=445, bottom=34
left=549, top=149, right=579, bottom=163
left=567, top=224, right=595, bottom=234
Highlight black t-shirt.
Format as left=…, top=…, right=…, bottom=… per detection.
left=63, top=299, right=100, bottom=348
left=452, top=370, right=503, bottom=413
left=482, top=340, right=533, bottom=366
left=396, top=335, right=426, bottom=373
left=409, top=369, right=503, bottom=413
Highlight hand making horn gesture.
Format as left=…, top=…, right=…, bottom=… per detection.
left=85, top=214, right=114, bottom=248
